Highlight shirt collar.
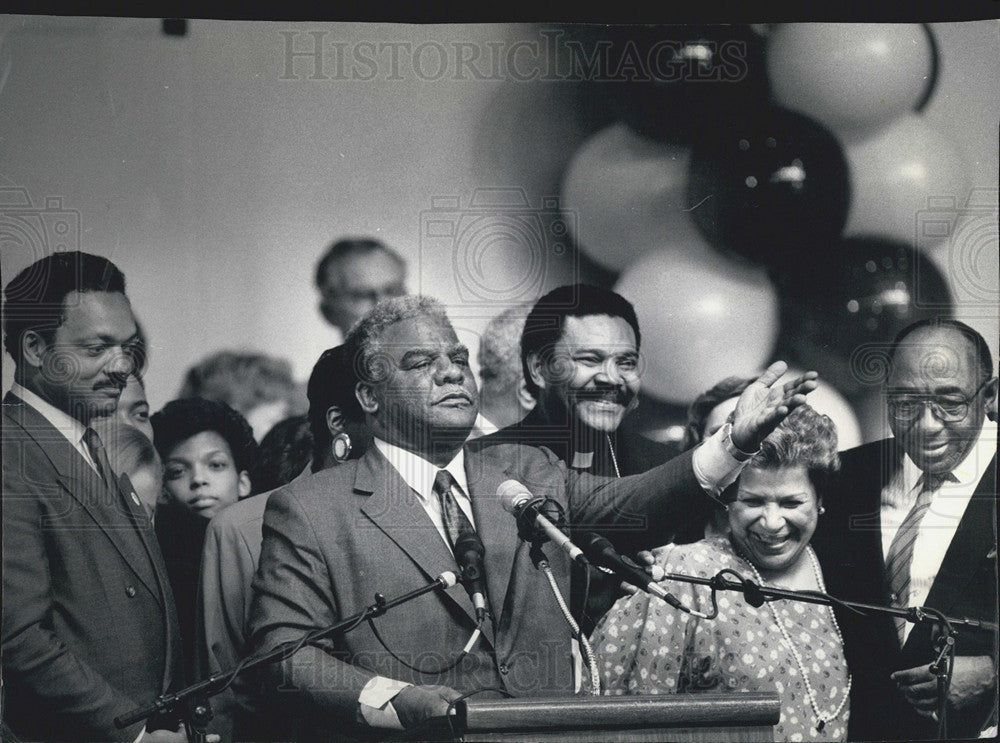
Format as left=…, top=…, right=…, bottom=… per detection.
left=901, top=417, right=998, bottom=491
left=10, top=381, right=89, bottom=449
left=373, top=437, right=469, bottom=502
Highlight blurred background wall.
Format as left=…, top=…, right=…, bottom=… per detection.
left=1, top=18, right=997, bottom=444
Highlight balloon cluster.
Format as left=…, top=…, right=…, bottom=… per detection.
left=560, top=23, right=961, bottom=440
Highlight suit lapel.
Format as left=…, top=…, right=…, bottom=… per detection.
left=465, top=444, right=519, bottom=647
left=4, top=397, right=164, bottom=605
left=355, top=448, right=483, bottom=632
left=918, top=456, right=997, bottom=618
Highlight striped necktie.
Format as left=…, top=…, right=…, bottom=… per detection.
left=885, top=470, right=957, bottom=644
left=432, top=469, right=476, bottom=555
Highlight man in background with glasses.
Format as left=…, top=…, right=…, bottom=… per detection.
left=814, top=318, right=998, bottom=741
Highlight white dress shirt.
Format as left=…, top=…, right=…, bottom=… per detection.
left=358, top=438, right=476, bottom=728
left=373, top=437, right=476, bottom=549
left=880, top=418, right=997, bottom=644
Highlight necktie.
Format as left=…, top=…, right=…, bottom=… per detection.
left=82, top=427, right=117, bottom=493
left=432, top=469, right=476, bottom=554
left=83, top=427, right=141, bottom=518
left=885, top=471, right=956, bottom=644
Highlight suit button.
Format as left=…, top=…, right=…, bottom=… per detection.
left=498, top=663, right=509, bottom=675
left=126, top=586, right=137, bottom=597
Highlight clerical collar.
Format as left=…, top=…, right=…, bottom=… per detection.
left=571, top=450, right=594, bottom=469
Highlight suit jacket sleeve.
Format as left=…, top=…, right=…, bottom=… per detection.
left=568, top=448, right=707, bottom=552
left=196, top=513, right=252, bottom=741
left=1, top=462, right=145, bottom=742
left=246, top=486, right=377, bottom=723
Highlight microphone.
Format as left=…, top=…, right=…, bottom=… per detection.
left=453, top=531, right=488, bottom=623
left=580, top=533, right=686, bottom=612
left=497, top=480, right=588, bottom=566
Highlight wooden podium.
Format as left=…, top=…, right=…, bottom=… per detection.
left=415, top=692, right=780, bottom=742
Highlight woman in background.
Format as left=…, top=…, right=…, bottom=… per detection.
left=150, top=397, right=260, bottom=682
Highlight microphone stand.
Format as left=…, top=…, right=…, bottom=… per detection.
left=115, top=572, right=459, bottom=743
left=661, top=568, right=998, bottom=739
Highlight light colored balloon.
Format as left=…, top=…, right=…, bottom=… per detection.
left=767, top=23, right=933, bottom=138
left=615, top=248, right=779, bottom=403
left=922, top=197, right=999, bottom=385
left=844, top=114, right=971, bottom=248
left=561, top=123, right=708, bottom=272
left=777, top=368, right=863, bottom=451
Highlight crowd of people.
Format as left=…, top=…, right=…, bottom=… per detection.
left=1, top=244, right=996, bottom=743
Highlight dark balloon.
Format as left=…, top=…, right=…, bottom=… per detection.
left=773, top=237, right=953, bottom=397
left=586, top=24, right=770, bottom=145
left=686, top=107, right=850, bottom=265
left=914, top=23, right=940, bottom=112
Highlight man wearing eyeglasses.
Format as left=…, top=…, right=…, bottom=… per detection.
left=814, top=318, right=998, bottom=741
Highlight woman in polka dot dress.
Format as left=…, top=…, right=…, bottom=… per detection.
left=592, top=406, right=850, bottom=742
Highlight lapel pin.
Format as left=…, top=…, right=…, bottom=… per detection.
left=131, top=492, right=141, bottom=506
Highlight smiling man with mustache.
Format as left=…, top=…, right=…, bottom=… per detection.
left=513, top=284, right=643, bottom=476
left=489, top=284, right=665, bottom=634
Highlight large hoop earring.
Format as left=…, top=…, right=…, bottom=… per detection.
left=331, top=432, right=352, bottom=463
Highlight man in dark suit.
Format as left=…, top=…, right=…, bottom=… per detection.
left=488, top=284, right=690, bottom=633
left=247, top=294, right=816, bottom=739
left=814, top=318, right=998, bottom=741
left=2, top=252, right=185, bottom=742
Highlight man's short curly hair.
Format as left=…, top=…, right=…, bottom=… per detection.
left=344, top=295, right=451, bottom=385
left=150, top=397, right=260, bottom=487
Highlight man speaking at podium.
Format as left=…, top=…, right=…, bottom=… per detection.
left=247, top=294, right=815, bottom=740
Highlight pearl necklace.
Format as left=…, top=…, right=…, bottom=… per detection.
left=740, top=546, right=852, bottom=734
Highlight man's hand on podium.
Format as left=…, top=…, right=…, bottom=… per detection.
left=393, top=684, right=463, bottom=729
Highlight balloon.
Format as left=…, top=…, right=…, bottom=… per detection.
left=626, top=391, right=690, bottom=448
left=773, top=237, right=953, bottom=398
left=844, top=114, right=971, bottom=249
left=776, top=368, right=863, bottom=451
left=602, top=24, right=770, bottom=144
left=766, top=23, right=936, bottom=138
left=561, top=123, right=709, bottom=272
left=687, top=107, right=850, bottom=264
left=615, top=248, right=779, bottom=403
